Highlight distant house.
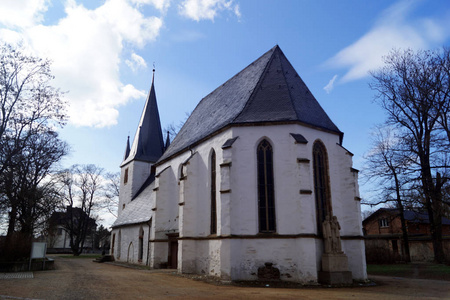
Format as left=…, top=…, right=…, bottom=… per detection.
left=363, top=208, right=450, bottom=262
left=46, top=208, right=97, bottom=253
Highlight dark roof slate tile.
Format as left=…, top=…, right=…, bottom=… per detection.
left=158, top=46, right=341, bottom=163
left=122, top=74, right=165, bottom=166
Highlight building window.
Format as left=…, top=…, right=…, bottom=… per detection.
left=124, top=168, right=129, bottom=184
left=379, top=218, right=389, bottom=228
left=138, top=226, right=144, bottom=262
left=117, top=230, right=121, bottom=259
left=210, top=149, right=217, bottom=234
left=57, top=228, right=63, bottom=235
left=313, top=141, right=332, bottom=235
left=257, top=139, right=276, bottom=232
left=111, top=234, right=116, bottom=256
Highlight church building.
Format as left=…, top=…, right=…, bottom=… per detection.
left=111, top=46, right=367, bottom=283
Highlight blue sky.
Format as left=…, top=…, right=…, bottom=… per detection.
left=1, top=0, right=450, bottom=225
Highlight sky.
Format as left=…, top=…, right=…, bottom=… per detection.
left=1, top=0, right=450, bottom=227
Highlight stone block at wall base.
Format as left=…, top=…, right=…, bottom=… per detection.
left=321, top=253, right=349, bottom=272
left=318, top=271, right=352, bottom=285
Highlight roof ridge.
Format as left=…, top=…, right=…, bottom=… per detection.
left=232, top=46, right=278, bottom=123
left=157, top=45, right=342, bottom=164
left=277, top=47, right=299, bottom=122
left=160, top=46, right=277, bottom=162
left=197, top=46, right=279, bottom=117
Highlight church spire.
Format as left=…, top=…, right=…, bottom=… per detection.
left=164, top=131, right=171, bottom=151
left=121, top=67, right=164, bottom=166
left=123, top=135, right=130, bottom=160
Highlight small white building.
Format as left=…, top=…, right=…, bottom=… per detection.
left=111, top=46, right=367, bottom=283
left=46, top=210, right=97, bottom=253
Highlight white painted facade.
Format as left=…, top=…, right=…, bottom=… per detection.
left=111, top=123, right=367, bottom=282
left=47, top=225, right=96, bottom=252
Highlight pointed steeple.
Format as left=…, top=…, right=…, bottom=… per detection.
left=123, top=136, right=131, bottom=161
left=122, top=68, right=165, bottom=166
left=164, top=131, right=171, bottom=151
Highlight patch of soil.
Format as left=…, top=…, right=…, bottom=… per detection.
left=175, top=272, right=375, bottom=289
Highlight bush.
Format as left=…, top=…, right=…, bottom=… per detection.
left=0, top=232, right=32, bottom=262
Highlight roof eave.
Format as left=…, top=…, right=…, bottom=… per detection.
left=156, top=120, right=342, bottom=166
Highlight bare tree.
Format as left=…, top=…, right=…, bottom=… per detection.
left=95, top=225, right=111, bottom=254
left=100, top=172, right=120, bottom=218
left=57, top=164, right=104, bottom=256
left=0, top=43, right=68, bottom=260
left=0, top=43, right=67, bottom=178
left=370, top=47, right=450, bottom=262
left=162, top=111, right=191, bottom=145
left=362, top=126, right=412, bottom=261
left=1, top=131, right=68, bottom=239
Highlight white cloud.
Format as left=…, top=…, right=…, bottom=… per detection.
left=326, top=0, right=450, bottom=83
left=233, top=3, right=241, bottom=19
left=324, top=75, right=338, bottom=94
left=130, top=0, right=172, bottom=13
left=0, top=0, right=162, bottom=127
left=0, top=0, right=49, bottom=28
left=179, top=0, right=240, bottom=21
left=126, top=53, right=148, bottom=72
left=170, top=29, right=205, bottom=42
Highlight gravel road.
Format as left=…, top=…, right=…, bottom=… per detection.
left=0, top=256, right=449, bottom=299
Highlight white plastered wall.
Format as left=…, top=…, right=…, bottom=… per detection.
left=155, top=130, right=233, bottom=276
left=149, top=165, right=178, bottom=268
left=227, top=123, right=366, bottom=281
left=111, top=224, right=151, bottom=265
left=150, top=123, right=366, bottom=281
left=118, top=160, right=152, bottom=216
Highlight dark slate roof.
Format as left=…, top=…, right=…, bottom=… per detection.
left=157, top=45, right=341, bottom=163
left=363, top=208, right=450, bottom=225
left=290, top=133, right=308, bottom=144
left=112, top=192, right=153, bottom=228
left=164, top=131, right=171, bottom=151
left=123, top=136, right=131, bottom=161
left=403, top=210, right=450, bottom=225
left=222, top=137, right=239, bottom=149
left=112, top=176, right=155, bottom=228
left=132, top=172, right=155, bottom=200
left=122, top=74, right=165, bottom=166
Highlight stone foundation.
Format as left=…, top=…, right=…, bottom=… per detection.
left=319, top=253, right=352, bottom=285
left=318, top=270, right=352, bottom=285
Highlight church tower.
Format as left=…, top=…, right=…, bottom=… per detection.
left=118, top=70, right=165, bottom=215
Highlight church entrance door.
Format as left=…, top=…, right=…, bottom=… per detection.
left=167, top=233, right=179, bottom=269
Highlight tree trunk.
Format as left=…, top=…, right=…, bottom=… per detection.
left=431, top=173, right=445, bottom=263
left=398, top=207, right=411, bottom=262
left=394, top=173, right=410, bottom=262
left=6, top=206, right=17, bottom=239
left=422, top=168, right=445, bottom=263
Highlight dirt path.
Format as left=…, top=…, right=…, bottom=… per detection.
left=0, top=257, right=449, bottom=299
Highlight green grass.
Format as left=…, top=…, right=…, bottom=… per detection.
left=427, top=264, right=450, bottom=274
left=367, top=264, right=412, bottom=274
left=367, top=263, right=450, bottom=280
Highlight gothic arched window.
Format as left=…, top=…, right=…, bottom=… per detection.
left=138, top=226, right=144, bottom=262
left=257, top=139, right=276, bottom=232
left=313, top=141, right=332, bottom=235
left=117, top=230, right=121, bottom=259
left=210, top=149, right=217, bottom=234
